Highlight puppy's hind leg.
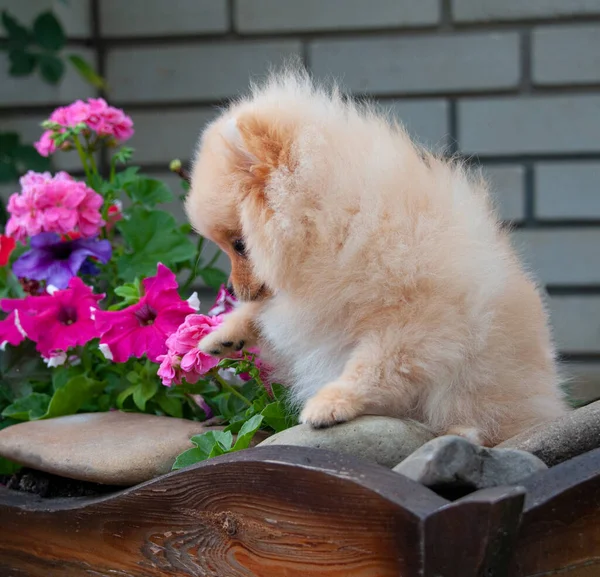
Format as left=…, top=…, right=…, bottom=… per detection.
left=299, top=333, right=419, bottom=428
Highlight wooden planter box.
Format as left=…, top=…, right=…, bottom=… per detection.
left=0, top=445, right=598, bottom=577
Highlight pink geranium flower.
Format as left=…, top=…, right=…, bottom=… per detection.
left=157, top=313, right=223, bottom=386
left=0, top=278, right=103, bottom=358
left=95, top=264, right=195, bottom=363
left=34, top=98, right=134, bottom=157
left=6, top=171, right=105, bottom=242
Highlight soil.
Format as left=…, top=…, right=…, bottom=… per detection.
left=0, top=468, right=121, bottom=498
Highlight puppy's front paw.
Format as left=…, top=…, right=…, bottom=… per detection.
left=198, top=329, right=246, bottom=357
left=300, top=382, right=362, bottom=428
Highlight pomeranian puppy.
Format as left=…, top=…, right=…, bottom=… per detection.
left=186, top=68, right=568, bottom=445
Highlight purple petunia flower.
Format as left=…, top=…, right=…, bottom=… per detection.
left=12, top=232, right=112, bottom=289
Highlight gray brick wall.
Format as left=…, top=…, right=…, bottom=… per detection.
left=1, top=0, right=599, bottom=402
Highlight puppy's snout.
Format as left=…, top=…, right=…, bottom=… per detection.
left=227, top=281, right=235, bottom=297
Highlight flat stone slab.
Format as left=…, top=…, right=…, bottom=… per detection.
left=257, top=416, right=435, bottom=468
left=0, top=412, right=267, bottom=486
left=497, top=400, right=600, bottom=466
left=393, top=435, right=547, bottom=490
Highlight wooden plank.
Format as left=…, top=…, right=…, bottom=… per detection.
left=423, top=486, right=525, bottom=577
left=511, top=448, right=600, bottom=577
left=0, top=445, right=448, bottom=577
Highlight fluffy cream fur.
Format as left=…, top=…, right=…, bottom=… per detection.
left=186, top=68, right=568, bottom=445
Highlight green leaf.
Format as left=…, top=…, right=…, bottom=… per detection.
left=116, top=383, right=137, bottom=409
left=13, top=144, right=52, bottom=173
left=0, top=132, right=20, bottom=154
left=156, top=390, right=183, bottom=418
left=33, top=11, right=66, bottom=51
left=0, top=456, right=21, bottom=475
left=261, top=401, right=295, bottom=433
left=8, top=49, right=36, bottom=76
left=232, top=414, right=263, bottom=451
left=271, top=383, right=288, bottom=402
left=132, top=379, right=158, bottom=412
left=198, top=267, right=228, bottom=290
left=38, top=53, right=65, bottom=84
left=1, top=11, right=30, bottom=49
left=116, top=207, right=196, bottom=281
left=191, top=430, right=233, bottom=452
left=67, top=54, right=106, bottom=89
left=208, top=443, right=226, bottom=458
left=0, top=342, right=49, bottom=388
left=171, top=447, right=208, bottom=470
left=124, top=177, right=173, bottom=207
left=43, top=375, right=105, bottom=419
left=2, top=393, right=51, bottom=421
left=111, top=147, right=134, bottom=166
left=112, top=166, right=140, bottom=189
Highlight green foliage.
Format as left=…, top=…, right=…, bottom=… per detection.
left=116, top=207, right=196, bottom=281
left=0, top=132, right=51, bottom=184
left=171, top=359, right=299, bottom=471
left=172, top=415, right=265, bottom=470
left=1, top=9, right=104, bottom=92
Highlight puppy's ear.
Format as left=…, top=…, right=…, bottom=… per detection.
left=221, top=113, right=294, bottom=197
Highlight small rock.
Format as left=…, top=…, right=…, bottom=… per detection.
left=0, top=412, right=269, bottom=486
left=497, top=400, right=600, bottom=466
left=257, top=416, right=435, bottom=468
left=393, top=435, right=547, bottom=490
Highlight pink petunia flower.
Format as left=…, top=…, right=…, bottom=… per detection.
left=95, top=264, right=195, bottom=363
left=0, top=277, right=103, bottom=358
left=34, top=98, right=134, bottom=157
left=0, top=311, right=26, bottom=350
left=157, top=313, right=223, bottom=386
left=6, top=171, right=105, bottom=242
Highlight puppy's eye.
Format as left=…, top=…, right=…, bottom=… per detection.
left=232, top=239, right=246, bottom=256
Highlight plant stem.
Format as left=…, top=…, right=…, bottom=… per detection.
left=212, top=371, right=252, bottom=407
left=205, top=246, right=222, bottom=268
left=73, top=136, right=92, bottom=181
left=84, top=134, right=99, bottom=176
left=180, top=235, right=205, bottom=292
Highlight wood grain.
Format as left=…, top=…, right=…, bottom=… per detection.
left=1, top=445, right=599, bottom=577
left=0, top=445, right=447, bottom=577
left=511, top=448, right=600, bottom=577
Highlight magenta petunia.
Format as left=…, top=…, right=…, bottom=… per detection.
left=6, top=171, right=105, bottom=242
left=95, top=264, right=195, bottom=363
left=34, top=98, right=134, bottom=157
left=207, top=284, right=237, bottom=316
left=0, top=311, right=26, bottom=350
left=0, top=278, right=103, bottom=358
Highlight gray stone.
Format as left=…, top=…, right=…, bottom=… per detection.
left=497, top=400, right=600, bottom=467
left=533, top=25, right=600, bottom=86
left=458, top=95, right=600, bottom=155
left=257, top=416, right=435, bottom=468
left=106, top=41, right=302, bottom=103
left=484, top=165, right=525, bottom=222
left=235, top=0, right=440, bottom=33
left=384, top=99, right=450, bottom=149
left=0, top=412, right=268, bottom=486
left=393, top=435, right=546, bottom=490
left=549, top=297, right=600, bottom=354
left=100, top=0, right=228, bottom=37
left=535, top=162, right=600, bottom=220
left=309, top=33, right=520, bottom=96
left=452, top=0, right=600, bottom=22
left=512, top=229, right=600, bottom=285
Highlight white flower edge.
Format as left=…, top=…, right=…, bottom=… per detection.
left=187, top=291, right=201, bottom=311
left=99, top=343, right=113, bottom=361
left=43, top=351, right=67, bottom=367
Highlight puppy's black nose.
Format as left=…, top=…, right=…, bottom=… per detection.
left=227, top=282, right=235, bottom=297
